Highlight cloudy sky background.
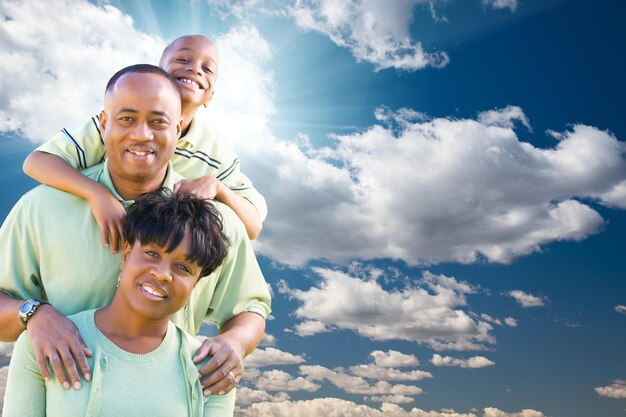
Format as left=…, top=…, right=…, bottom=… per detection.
left=1, top=0, right=625, bottom=416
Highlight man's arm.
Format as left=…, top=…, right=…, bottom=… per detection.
left=0, top=292, right=92, bottom=389
left=0, top=291, right=26, bottom=340
left=193, top=312, right=265, bottom=395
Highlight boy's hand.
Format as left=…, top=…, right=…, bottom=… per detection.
left=26, top=304, right=92, bottom=390
left=174, top=176, right=223, bottom=201
left=88, top=189, right=126, bottom=253
left=193, top=333, right=245, bottom=396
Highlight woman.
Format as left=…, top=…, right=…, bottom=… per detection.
left=3, top=191, right=233, bottom=416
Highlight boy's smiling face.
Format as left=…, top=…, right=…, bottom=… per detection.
left=159, top=35, right=219, bottom=110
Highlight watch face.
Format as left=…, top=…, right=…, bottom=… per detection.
left=19, top=300, right=35, bottom=314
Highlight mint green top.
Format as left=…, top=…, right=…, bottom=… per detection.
left=2, top=310, right=235, bottom=417
left=0, top=160, right=271, bottom=334
left=36, top=106, right=267, bottom=221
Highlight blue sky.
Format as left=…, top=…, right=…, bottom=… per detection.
left=1, top=1, right=625, bottom=416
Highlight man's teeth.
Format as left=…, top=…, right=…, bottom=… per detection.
left=179, top=78, right=200, bottom=89
left=129, top=150, right=152, bottom=156
left=142, top=284, right=166, bottom=298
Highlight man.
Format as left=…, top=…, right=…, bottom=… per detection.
left=0, top=64, right=270, bottom=397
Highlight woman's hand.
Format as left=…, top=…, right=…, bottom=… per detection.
left=26, top=304, right=92, bottom=390
left=87, top=188, right=126, bottom=253
left=193, top=333, right=245, bottom=396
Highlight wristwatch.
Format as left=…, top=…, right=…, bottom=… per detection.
left=18, top=299, right=48, bottom=327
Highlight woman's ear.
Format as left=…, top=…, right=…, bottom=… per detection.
left=121, top=241, right=132, bottom=266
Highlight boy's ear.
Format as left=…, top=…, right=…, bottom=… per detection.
left=203, top=91, right=215, bottom=108
left=176, top=117, right=183, bottom=138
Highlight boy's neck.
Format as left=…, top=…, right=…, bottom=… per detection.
left=180, top=102, right=202, bottom=137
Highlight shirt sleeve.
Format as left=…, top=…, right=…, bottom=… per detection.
left=202, top=388, right=236, bottom=417
left=216, top=157, right=268, bottom=222
left=2, top=333, right=47, bottom=417
left=0, top=195, right=44, bottom=302
left=205, top=204, right=271, bottom=328
left=35, top=115, right=106, bottom=170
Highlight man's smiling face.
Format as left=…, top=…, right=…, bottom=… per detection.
left=100, top=72, right=182, bottom=184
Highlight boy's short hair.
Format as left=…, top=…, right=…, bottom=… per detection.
left=124, top=190, right=230, bottom=278
left=105, top=64, right=178, bottom=95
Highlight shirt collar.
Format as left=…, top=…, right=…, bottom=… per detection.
left=98, top=159, right=180, bottom=205
left=177, top=106, right=209, bottom=149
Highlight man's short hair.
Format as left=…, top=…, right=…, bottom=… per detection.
left=105, top=64, right=178, bottom=95
left=123, top=190, right=230, bottom=278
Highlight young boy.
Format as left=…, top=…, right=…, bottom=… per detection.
left=23, top=35, right=266, bottom=252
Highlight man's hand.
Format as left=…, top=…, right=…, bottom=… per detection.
left=174, top=176, right=223, bottom=201
left=87, top=188, right=126, bottom=254
left=26, top=304, right=92, bottom=390
left=193, top=333, right=245, bottom=396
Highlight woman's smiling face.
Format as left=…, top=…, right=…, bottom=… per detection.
left=119, top=231, right=201, bottom=320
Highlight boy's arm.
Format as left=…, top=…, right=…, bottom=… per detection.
left=174, top=176, right=263, bottom=239
left=23, top=151, right=126, bottom=252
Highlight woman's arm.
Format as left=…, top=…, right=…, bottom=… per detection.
left=2, top=332, right=47, bottom=417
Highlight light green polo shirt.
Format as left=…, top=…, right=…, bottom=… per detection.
left=36, top=106, right=268, bottom=221
left=0, top=160, right=271, bottom=335
left=3, top=309, right=235, bottom=417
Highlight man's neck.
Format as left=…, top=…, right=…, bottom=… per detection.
left=108, top=168, right=168, bottom=201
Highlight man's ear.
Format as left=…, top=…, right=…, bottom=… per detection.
left=99, top=110, right=108, bottom=135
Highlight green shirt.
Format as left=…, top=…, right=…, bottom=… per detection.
left=37, top=106, right=268, bottom=221
left=0, top=160, right=271, bottom=334
left=2, top=310, right=235, bottom=417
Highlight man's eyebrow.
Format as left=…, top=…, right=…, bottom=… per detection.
left=149, top=111, right=171, bottom=118
left=117, top=108, right=138, bottom=114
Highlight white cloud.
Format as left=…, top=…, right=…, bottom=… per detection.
left=300, top=365, right=423, bottom=396
left=247, top=104, right=623, bottom=267
left=289, top=0, right=449, bottom=71
left=508, top=290, right=546, bottom=308
left=260, top=333, right=278, bottom=346
left=595, top=379, right=626, bottom=399
left=348, top=349, right=431, bottom=382
left=615, top=305, right=626, bottom=314
left=478, top=105, right=531, bottom=131
left=237, top=398, right=543, bottom=417
left=371, top=350, right=419, bottom=368
left=504, top=317, right=518, bottom=327
left=236, top=386, right=290, bottom=406
left=254, top=369, right=321, bottom=392
left=483, top=408, right=546, bottom=417
left=282, top=268, right=495, bottom=349
left=482, top=0, right=519, bottom=12
left=245, top=347, right=306, bottom=368
left=349, top=364, right=432, bottom=382
left=480, top=314, right=502, bottom=326
left=294, top=320, right=330, bottom=336
left=366, top=394, right=415, bottom=404
left=0, top=0, right=163, bottom=141
left=431, top=354, right=495, bottom=369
